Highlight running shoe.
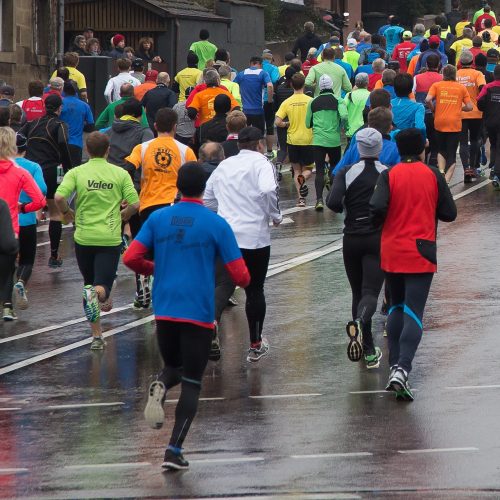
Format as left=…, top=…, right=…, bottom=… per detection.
left=493, top=176, right=500, bottom=190
left=315, top=198, right=324, bottom=211
left=385, top=365, right=399, bottom=391
left=265, top=151, right=277, bottom=162
left=364, top=346, right=382, bottom=369
left=48, top=256, right=63, bottom=268
left=383, top=320, right=387, bottom=337
left=162, top=448, right=189, bottom=470
left=144, top=380, right=166, bottom=429
left=481, top=145, right=487, bottom=166
left=247, top=337, right=270, bottom=362
left=13, top=281, right=28, bottom=310
left=83, top=285, right=100, bottom=323
left=464, top=168, right=476, bottom=183
left=297, top=174, right=309, bottom=198
left=489, top=168, right=496, bottom=180
left=90, top=336, right=106, bottom=350
left=387, top=367, right=414, bottom=401
left=3, top=307, right=17, bottom=321
left=324, top=168, right=331, bottom=191
left=297, top=198, right=306, bottom=207
left=142, top=276, right=152, bottom=308
left=227, top=296, right=238, bottom=307
left=346, top=320, right=363, bottom=362
left=209, top=323, right=221, bottom=361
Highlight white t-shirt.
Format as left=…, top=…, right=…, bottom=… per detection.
left=104, top=72, right=141, bottom=103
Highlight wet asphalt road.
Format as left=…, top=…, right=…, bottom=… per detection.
left=1, top=165, right=500, bottom=499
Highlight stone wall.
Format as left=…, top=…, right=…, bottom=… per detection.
left=0, top=0, right=51, bottom=100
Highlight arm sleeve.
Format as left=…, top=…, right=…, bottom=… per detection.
left=123, top=240, right=154, bottom=276
left=203, top=174, right=218, bottom=212
left=477, top=90, right=487, bottom=111
left=125, top=144, right=142, bottom=169
left=326, top=167, right=347, bottom=213
left=21, top=171, right=46, bottom=213
left=342, top=69, right=353, bottom=93
left=104, top=80, right=113, bottom=103
left=216, top=220, right=251, bottom=288
left=57, top=123, right=74, bottom=171
left=33, top=164, right=47, bottom=195
left=434, top=169, right=458, bottom=222
left=85, top=103, right=94, bottom=125
left=415, top=104, right=426, bottom=138
left=332, top=140, right=356, bottom=175
left=369, top=169, right=390, bottom=228
left=305, top=100, right=313, bottom=129
left=258, top=162, right=282, bottom=223
left=95, top=106, right=110, bottom=130
left=140, top=110, right=149, bottom=128
left=168, top=91, right=177, bottom=109
left=304, top=68, right=315, bottom=88
left=55, top=168, right=77, bottom=199
left=275, top=101, right=287, bottom=120
left=121, top=171, right=140, bottom=205
left=0, top=200, right=18, bottom=255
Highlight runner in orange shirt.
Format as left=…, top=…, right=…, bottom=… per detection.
left=126, top=108, right=197, bottom=221
left=456, top=50, right=486, bottom=182
left=426, top=65, right=473, bottom=183
left=186, top=69, right=239, bottom=125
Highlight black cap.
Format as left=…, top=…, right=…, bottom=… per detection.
left=0, top=85, right=14, bottom=96
left=16, top=132, right=27, bottom=152
left=285, top=66, right=298, bottom=80
left=132, top=58, right=144, bottom=69
left=487, top=48, right=499, bottom=57
left=45, top=94, right=63, bottom=111
left=238, top=126, right=264, bottom=143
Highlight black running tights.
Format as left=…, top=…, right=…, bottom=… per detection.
left=0, top=254, right=16, bottom=306
left=487, top=126, right=500, bottom=175
left=342, top=233, right=384, bottom=354
left=214, top=259, right=236, bottom=324
left=17, top=224, right=37, bottom=284
left=386, top=272, right=433, bottom=373
left=156, top=320, right=212, bottom=449
left=240, top=246, right=270, bottom=345
left=49, top=220, right=62, bottom=257
left=313, top=146, right=341, bottom=200
left=459, top=119, right=482, bottom=170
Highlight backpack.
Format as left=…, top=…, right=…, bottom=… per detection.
left=21, top=99, right=45, bottom=121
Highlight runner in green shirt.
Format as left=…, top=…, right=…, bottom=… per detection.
left=55, top=132, right=139, bottom=350
left=190, top=30, right=218, bottom=70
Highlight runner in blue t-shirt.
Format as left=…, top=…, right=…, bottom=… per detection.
left=123, top=161, right=250, bottom=471
left=234, top=56, right=274, bottom=135
left=384, top=18, right=405, bottom=54
left=60, top=80, right=94, bottom=167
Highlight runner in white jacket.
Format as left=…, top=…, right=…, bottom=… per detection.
left=204, top=126, right=282, bottom=362
left=104, top=59, right=141, bottom=103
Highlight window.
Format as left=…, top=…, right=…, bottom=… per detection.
left=0, top=0, right=15, bottom=52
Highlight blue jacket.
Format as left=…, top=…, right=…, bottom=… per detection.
left=16, top=157, right=47, bottom=227
left=262, top=60, right=280, bottom=102
left=332, top=134, right=400, bottom=176
left=416, top=49, right=447, bottom=74
left=335, top=59, right=353, bottom=80
left=391, top=97, right=426, bottom=138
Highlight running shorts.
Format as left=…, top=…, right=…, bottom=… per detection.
left=287, top=144, right=314, bottom=167
left=263, top=102, right=275, bottom=136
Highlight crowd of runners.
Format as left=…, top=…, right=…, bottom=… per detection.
left=1, top=0, right=499, bottom=469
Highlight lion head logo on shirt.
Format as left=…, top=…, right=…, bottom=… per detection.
left=154, top=148, right=173, bottom=170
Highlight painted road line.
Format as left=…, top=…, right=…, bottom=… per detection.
left=36, top=241, right=50, bottom=247
left=65, top=462, right=151, bottom=470
left=291, top=452, right=372, bottom=459
left=0, top=407, right=22, bottom=411
left=269, top=217, right=294, bottom=226
left=281, top=205, right=314, bottom=215
left=453, top=179, right=491, bottom=200
left=445, top=385, right=500, bottom=390
left=166, top=397, right=224, bottom=403
left=190, top=457, right=264, bottom=464
left=37, top=223, right=72, bottom=233
left=44, top=402, right=124, bottom=410
left=0, top=316, right=153, bottom=376
left=0, top=304, right=133, bottom=345
left=398, top=447, right=478, bottom=454
left=0, top=468, right=29, bottom=474
left=350, top=389, right=419, bottom=395
left=249, top=393, right=322, bottom=399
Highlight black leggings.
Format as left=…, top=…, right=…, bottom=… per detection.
left=313, top=146, right=341, bottom=200
left=459, top=119, right=482, bottom=170
left=156, top=320, right=212, bottom=449
left=0, top=254, right=16, bottom=306
left=487, top=126, right=500, bottom=175
left=276, top=126, right=288, bottom=163
left=74, top=243, right=121, bottom=298
left=425, top=113, right=438, bottom=167
left=240, top=246, right=270, bottom=344
left=343, top=233, right=384, bottom=354
left=436, top=131, right=460, bottom=170
left=386, top=272, right=433, bottom=373
left=17, top=224, right=37, bottom=284
left=214, top=259, right=235, bottom=324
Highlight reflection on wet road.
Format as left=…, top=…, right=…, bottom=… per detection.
left=1, top=169, right=500, bottom=499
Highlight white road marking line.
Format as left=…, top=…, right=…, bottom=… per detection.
left=350, top=389, right=419, bottom=394
left=165, top=397, right=224, bottom=403
left=269, top=216, right=294, bottom=226
left=44, top=402, right=124, bottom=410
left=453, top=179, right=491, bottom=200
left=0, top=407, right=22, bottom=411
left=2, top=179, right=490, bottom=375
left=65, top=462, right=151, bottom=470
left=190, top=457, right=264, bottom=464
left=281, top=205, right=314, bottom=215
left=180, top=496, right=361, bottom=500
left=36, top=241, right=50, bottom=247
left=445, top=385, right=500, bottom=390
left=291, top=452, right=372, bottom=459
left=0, top=304, right=133, bottom=345
left=0, top=316, right=153, bottom=376
left=0, top=468, right=29, bottom=474
left=37, top=223, right=72, bottom=233
left=398, top=447, right=478, bottom=454
left=249, top=393, right=322, bottom=399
